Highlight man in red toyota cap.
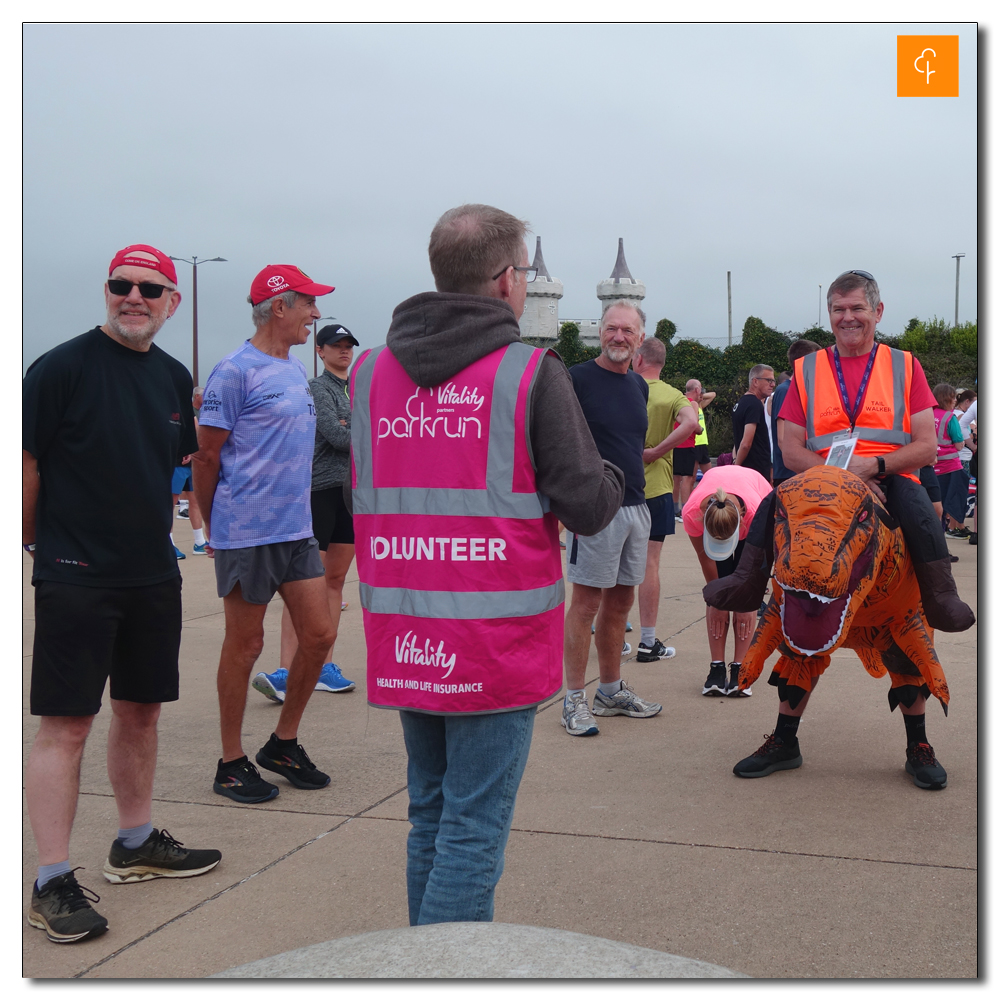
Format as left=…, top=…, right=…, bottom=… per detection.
left=23, top=245, right=222, bottom=945
left=193, top=264, right=340, bottom=804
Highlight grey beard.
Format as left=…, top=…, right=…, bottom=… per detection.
left=602, top=346, right=634, bottom=364
left=107, top=315, right=158, bottom=349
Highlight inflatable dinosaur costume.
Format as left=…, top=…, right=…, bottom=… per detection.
left=708, top=466, right=951, bottom=789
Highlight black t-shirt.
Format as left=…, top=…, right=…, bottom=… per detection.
left=732, top=393, right=772, bottom=480
left=23, top=327, right=197, bottom=587
left=569, top=359, right=649, bottom=507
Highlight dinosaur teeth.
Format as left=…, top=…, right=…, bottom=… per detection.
left=806, top=591, right=839, bottom=604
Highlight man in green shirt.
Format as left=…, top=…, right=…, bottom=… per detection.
left=630, top=339, right=698, bottom=661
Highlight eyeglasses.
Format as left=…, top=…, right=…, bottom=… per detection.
left=754, top=377, right=776, bottom=384
left=490, top=264, right=538, bottom=283
left=845, top=269, right=875, bottom=281
left=107, top=279, right=172, bottom=299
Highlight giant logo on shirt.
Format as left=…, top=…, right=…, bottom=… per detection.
left=377, top=384, right=486, bottom=441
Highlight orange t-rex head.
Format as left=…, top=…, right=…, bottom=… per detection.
left=773, top=466, right=882, bottom=657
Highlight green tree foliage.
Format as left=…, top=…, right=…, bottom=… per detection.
left=654, top=318, right=676, bottom=349
left=554, top=321, right=599, bottom=368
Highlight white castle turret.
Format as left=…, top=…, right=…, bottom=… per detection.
left=596, top=238, right=646, bottom=313
left=518, top=237, right=563, bottom=342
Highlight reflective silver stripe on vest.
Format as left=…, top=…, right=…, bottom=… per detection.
left=803, top=346, right=912, bottom=452
left=360, top=579, right=565, bottom=619
left=351, top=342, right=547, bottom=519
left=936, top=409, right=954, bottom=447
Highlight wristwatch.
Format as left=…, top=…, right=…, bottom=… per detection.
left=876, top=456, right=886, bottom=476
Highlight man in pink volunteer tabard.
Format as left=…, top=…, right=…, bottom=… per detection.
left=348, top=204, right=623, bottom=925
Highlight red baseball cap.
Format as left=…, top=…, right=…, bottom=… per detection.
left=108, top=244, right=178, bottom=285
left=249, top=264, right=335, bottom=305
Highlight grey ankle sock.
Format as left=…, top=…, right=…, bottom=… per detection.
left=118, top=822, right=154, bottom=849
left=37, top=860, right=72, bottom=890
left=598, top=679, right=622, bottom=697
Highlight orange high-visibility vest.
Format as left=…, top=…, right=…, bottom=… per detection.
left=794, top=344, right=918, bottom=480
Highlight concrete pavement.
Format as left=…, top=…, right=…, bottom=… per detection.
left=22, top=520, right=978, bottom=978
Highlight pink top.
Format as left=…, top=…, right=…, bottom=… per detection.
left=683, top=465, right=773, bottom=539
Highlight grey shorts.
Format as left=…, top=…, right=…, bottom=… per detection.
left=566, top=503, right=651, bottom=589
left=213, top=537, right=324, bottom=605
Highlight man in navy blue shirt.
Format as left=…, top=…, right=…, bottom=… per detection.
left=561, top=301, right=662, bottom=737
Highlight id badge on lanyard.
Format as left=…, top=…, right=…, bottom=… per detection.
left=825, top=430, right=860, bottom=469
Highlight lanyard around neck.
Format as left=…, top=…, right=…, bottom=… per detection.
left=832, top=345, right=878, bottom=428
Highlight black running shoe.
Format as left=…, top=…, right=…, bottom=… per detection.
left=733, top=732, right=803, bottom=778
left=104, top=829, right=222, bottom=883
left=702, top=662, right=728, bottom=696
left=214, top=756, right=280, bottom=803
left=28, top=870, right=108, bottom=944
left=905, top=742, right=948, bottom=790
left=255, top=735, right=331, bottom=790
left=725, top=662, right=752, bottom=697
left=637, top=638, right=676, bottom=662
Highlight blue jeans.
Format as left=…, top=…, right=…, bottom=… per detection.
left=398, top=706, right=536, bottom=925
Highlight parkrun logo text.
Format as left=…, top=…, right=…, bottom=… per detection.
left=394, top=631, right=457, bottom=678
left=370, top=536, right=507, bottom=561
left=377, top=386, right=485, bottom=441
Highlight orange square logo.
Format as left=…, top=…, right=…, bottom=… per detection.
left=897, top=35, right=959, bottom=97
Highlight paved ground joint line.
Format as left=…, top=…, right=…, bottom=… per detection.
left=505, top=825, right=977, bottom=872
left=71, top=784, right=408, bottom=978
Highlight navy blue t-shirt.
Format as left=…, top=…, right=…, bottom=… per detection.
left=569, top=359, right=649, bottom=507
left=770, top=379, right=793, bottom=479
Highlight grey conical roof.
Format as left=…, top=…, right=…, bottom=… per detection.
left=531, top=237, right=551, bottom=279
left=609, top=238, right=634, bottom=281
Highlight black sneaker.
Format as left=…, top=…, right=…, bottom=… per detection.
left=905, top=742, right=948, bottom=790
left=176, top=507, right=190, bottom=519
left=104, top=828, right=222, bottom=883
left=214, top=755, right=280, bottom=803
left=733, top=732, right=803, bottom=778
left=725, top=662, right=752, bottom=697
left=969, top=532, right=977, bottom=545
left=28, top=870, right=108, bottom=944
left=702, top=662, right=728, bottom=696
left=636, top=638, right=676, bottom=662
left=255, top=735, right=331, bottom=790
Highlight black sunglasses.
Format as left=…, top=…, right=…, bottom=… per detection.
left=845, top=269, right=875, bottom=281
left=107, top=278, right=172, bottom=299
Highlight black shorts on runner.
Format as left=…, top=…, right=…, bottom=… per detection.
left=694, top=444, right=710, bottom=466
left=311, top=485, right=355, bottom=550
left=31, top=578, right=182, bottom=716
left=918, top=464, right=942, bottom=504
left=672, top=446, right=696, bottom=478
left=646, top=492, right=675, bottom=542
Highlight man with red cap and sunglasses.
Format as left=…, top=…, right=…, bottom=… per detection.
left=193, top=264, right=339, bottom=805
left=23, top=244, right=222, bottom=945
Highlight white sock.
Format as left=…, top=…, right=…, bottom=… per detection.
left=640, top=627, right=656, bottom=647
left=598, top=679, right=622, bottom=697
left=565, top=688, right=586, bottom=703
left=193, top=528, right=206, bottom=545
left=169, top=532, right=175, bottom=544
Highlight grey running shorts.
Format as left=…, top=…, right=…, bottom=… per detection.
left=213, top=537, right=324, bottom=605
left=566, top=503, right=651, bottom=589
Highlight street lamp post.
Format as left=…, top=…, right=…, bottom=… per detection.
left=951, top=254, right=966, bottom=329
left=312, top=317, right=337, bottom=377
left=168, top=255, right=227, bottom=386
left=818, top=285, right=822, bottom=328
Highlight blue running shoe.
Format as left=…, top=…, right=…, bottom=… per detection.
left=252, top=669, right=287, bottom=703
left=315, top=663, right=356, bottom=693
left=174, top=545, right=186, bottom=560
left=193, top=542, right=209, bottom=555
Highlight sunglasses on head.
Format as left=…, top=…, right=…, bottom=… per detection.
left=845, top=269, right=875, bottom=281
left=107, top=278, right=171, bottom=299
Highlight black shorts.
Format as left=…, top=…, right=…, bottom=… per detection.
left=919, top=465, right=942, bottom=503
left=31, top=578, right=182, bottom=716
left=672, top=446, right=696, bottom=478
left=311, top=486, right=355, bottom=550
left=694, top=444, right=710, bottom=466
left=646, top=493, right=675, bottom=542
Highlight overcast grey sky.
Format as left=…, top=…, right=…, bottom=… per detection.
left=23, top=22, right=977, bottom=378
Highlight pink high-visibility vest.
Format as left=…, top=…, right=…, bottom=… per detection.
left=350, top=342, right=564, bottom=714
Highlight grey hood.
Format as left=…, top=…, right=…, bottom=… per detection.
left=386, top=292, right=522, bottom=388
